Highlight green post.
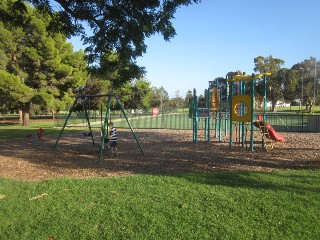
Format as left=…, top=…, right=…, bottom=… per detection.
left=240, top=81, right=245, bottom=148
left=115, top=95, right=144, bottom=155
left=206, top=88, right=211, bottom=143
left=188, top=98, right=194, bottom=119
left=193, top=89, right=198, bottom=144
left=262, top=73, right=267, bottom=149
left=83, top=97, right=95, bottom=146
left=214, top=113, right=218, bottom=138
left=53, top=97, right=78, bottom=150
left=215, top=79, right=219, bottom=139
left=204, top=89, right=207, bottom=141
left=229, top=81, right=234, bottom=149
left=98, top=94, right=144, bottom=164
left=250, top=74, right=255, bottom=151
left=53, top=93, right=143, bottom=163
left=204, top=88, right=211, bottom=142
left=98, top=96, right=111, bottom=163
left=218, top=78, right=222, bottom=142
left=100, top=102, right=103, bottom=125
left=225, top=80, right=229, bottom=137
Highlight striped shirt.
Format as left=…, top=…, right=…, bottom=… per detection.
left=109, top=127, right=117, bottom=141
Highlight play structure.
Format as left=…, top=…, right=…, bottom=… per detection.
left=53, top=93, right=144, bottom=162
left=228, top=72, right=285, bottom=150
left=254, top=118, right=285, bottom=142
left=190, top=71, right=285, bottom=151
left=189, top=78, right=230, bottom=144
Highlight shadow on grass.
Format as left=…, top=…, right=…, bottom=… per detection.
left=168, top=170, right=320, bottom=194
left=0, top=122, right=19, bottom=126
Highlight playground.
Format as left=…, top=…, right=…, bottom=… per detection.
left=1, top=72, right=320, bottom=180
left=0, top=128, right=319, bottom=180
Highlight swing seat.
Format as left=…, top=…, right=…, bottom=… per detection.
left=101, top=136, right=109, bottom=143
left=83, top=132, right=92, bottom=137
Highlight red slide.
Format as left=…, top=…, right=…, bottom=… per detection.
left=254, top=121, right=285, bottom=142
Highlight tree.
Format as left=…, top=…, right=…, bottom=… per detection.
left=254, top=55, right=285, bottom=112
left=150, top=89, right=159, bottom=108
left=291, top=57, right=319, bottom=106
left=281, top=68, right=299, bottom=104
left=169, top=90, right=184, bottom=108
left=184, top=90, right=193, bottom=107
left=129, top=78, right=153, bottom=109
left=151, top=86, right=169, bottom=110
left=210, top=77, right=228, bottom=99
left=95, top=50, right=144, bottom=88
left=81, top=76, right=112, bottom=113
left=0, top=70, right=33, bottom=113
left=3, top=0, right=200, bottom=85
left=0, top=2, right=88, bottom=125
left=111, top=78, right=152, bottom=110
left=114, top=82, right=134, bottom=110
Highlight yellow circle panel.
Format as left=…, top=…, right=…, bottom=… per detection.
left=231, top=95, right=252, bottom=122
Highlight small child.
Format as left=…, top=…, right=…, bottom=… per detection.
left=108, top=122, right=118, bottom=156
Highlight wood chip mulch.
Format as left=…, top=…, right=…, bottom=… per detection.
left=0, top=129, right=319, bottom=180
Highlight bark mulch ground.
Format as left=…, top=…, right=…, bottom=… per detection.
left=0, top=129, right=319, bottom=180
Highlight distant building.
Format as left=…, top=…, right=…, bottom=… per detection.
left=266, top=101, right=291, bottom=108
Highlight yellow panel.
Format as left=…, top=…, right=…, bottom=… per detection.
left=210, top=88, right=220, bottom=110
left=229, top=72, right=271, bottom=82
left=231, top=95, right=252, bottom=122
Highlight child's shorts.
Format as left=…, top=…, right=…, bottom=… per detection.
left=110, top=141, right=117, bottom=148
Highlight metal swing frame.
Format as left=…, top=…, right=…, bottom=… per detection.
left=53, top=93, right=144, bottom=163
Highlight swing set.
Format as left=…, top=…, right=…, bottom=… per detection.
left=53, top=93, right=144, bottom=163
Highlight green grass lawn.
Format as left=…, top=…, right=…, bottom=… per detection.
left=0, top=121, right=80, bottom=139
left=274, top=105, right=320, bottom=113
left=0, top=170, right=319, bottom=239
left=86, top=113, right=194, bottom=129
left=1, top=122, right=319, bottom=239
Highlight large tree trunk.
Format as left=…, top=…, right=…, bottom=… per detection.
left=51, top=109, right=55, bottom=120
left=51, top=109, right=56, bottom=127
left=18, top=109, right=23, bottom=123
left=21, top=102, right=31, bottom=126
left=271, top=101, right=276, bottom=112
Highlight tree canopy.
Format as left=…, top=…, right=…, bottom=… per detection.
left=254, top=55, right=285, bottom=111
left=0, top=1, right=88, bottom=125
left=2, top=0, right=200, bottom=84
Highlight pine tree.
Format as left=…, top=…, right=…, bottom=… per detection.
left=0, top=1, right=88, bottom=125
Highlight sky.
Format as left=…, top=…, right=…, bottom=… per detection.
left=69, top=0, right=320, bottom=98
